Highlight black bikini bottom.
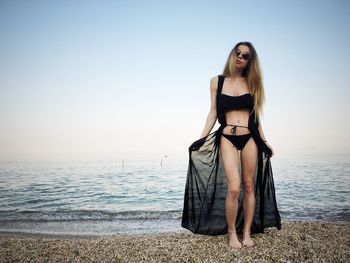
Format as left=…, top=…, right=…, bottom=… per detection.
left=222, top=124, right=253, bottom=151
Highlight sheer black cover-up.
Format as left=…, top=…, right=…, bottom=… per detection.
left=181, top=74, right=282, bottom=235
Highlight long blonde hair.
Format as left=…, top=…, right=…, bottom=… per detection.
left=222, top=41, right=265, bottom=124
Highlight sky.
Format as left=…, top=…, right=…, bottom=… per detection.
left=0, top=0, right=349, bottom=161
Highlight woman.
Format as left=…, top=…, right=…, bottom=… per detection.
left=181, top=41, right=281, bottom=248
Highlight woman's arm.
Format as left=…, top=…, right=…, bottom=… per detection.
left=258, top=122, right=274, bottom=157
left=258, top=123, right=267, bottom=141
left=200, top=76, right=218, bottom=139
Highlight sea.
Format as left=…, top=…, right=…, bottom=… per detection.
left=0, top=152, right=349, bottom=236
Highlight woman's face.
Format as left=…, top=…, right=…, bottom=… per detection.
left=233, top=45, right=251, bottom=70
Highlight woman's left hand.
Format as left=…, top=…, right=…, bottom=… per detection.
left=265, top=142, right=274, bottom=158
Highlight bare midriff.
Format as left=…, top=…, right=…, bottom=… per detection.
left=223, top=109, right=251, bottom=135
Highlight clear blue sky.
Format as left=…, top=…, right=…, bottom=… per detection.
left=0, top=0, right=349, bottom=160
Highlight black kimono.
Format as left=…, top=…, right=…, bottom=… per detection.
left=181, top=74, right=282, bottom=235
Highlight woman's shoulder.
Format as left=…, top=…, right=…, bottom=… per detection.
left=211, top=74, right=225, bottom=81
left=210, top=74, right=223, bottom=91
left=210, top=76, right=219, bottom=92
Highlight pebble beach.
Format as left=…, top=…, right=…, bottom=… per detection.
left=1, top=221, right=349, bottom=263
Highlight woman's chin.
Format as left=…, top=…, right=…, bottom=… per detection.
left=234, top=64, right=245, bottom=70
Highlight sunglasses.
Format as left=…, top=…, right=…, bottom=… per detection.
left=234, top=50, right=251, bottom=61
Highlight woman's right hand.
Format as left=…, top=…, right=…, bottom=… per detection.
left=189, top=137, right=207, bottom=151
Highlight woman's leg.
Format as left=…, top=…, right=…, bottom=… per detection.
left=220, top=135, right=242, bottom=248
left=241, top=136, right=258, bottom=247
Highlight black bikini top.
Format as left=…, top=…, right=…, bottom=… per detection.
left=218, top=93, right=253, bottom=111
left=217, top=75, right=254, bottom=112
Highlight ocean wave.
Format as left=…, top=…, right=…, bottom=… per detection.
left=0, top=209, right=183, bottom=222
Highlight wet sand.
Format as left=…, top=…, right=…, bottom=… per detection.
left=1, top=221, right=349, bottom=262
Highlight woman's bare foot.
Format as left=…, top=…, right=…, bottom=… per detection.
left=228, top=232, right=242, bottom=248
left=242, top=234, right=254, bottom=248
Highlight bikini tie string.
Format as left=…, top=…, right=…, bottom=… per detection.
left=230, top=125, right=237, bottom=135
left=226, top=124, right=249, bottom=135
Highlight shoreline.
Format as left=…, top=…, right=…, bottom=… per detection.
left=1, top=220, right=349, bottom=262
left=0, top=218, right=348, bottom=239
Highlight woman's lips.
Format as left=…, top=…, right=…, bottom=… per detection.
left=236, top=59, right=241, bottom=64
